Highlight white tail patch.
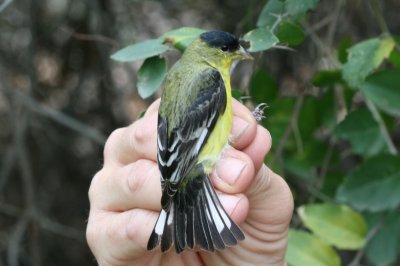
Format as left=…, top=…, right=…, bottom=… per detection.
left=167, top=204, right=174, bottom=225
left=155, top=210, right=167, bottom=235
left=204, top=183, right=226, bottom=233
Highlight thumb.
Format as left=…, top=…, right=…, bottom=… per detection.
left=245, top=165, right=293, bottom=230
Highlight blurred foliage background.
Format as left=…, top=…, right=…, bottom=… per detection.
left=1, top=0, right=400, bottom=265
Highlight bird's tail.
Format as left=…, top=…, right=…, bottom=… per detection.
left=147, top=172, right=244, bottom=253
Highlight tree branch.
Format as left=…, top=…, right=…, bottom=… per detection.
left=365, top=98, right=398, bottom=155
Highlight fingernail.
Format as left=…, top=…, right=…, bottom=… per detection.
left=216, top=158, right=246, bottom=185
left=219, top=194, right=242, bottom=215
left=232, top=117, right=250, bottom=141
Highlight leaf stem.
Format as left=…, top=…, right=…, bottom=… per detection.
left=365, top=97, right=398, bottom=155
left=369, top=0, right=390, bottom=35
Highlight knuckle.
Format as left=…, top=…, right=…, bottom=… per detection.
left=126, top=160, right=155, bottom=194
left=130, top=119, right=148, bottom=145
left=104, top=128, right=125, bottom=160
left=125, top=212, right=139, bottom=242
left=88, top=171, right=102, bottom=203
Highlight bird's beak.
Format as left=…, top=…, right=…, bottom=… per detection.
left=237, top=45, right=253, bottom=61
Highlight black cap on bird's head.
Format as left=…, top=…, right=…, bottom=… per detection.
left=197, top=30, right=253, bottom=62
left=200, top=30, right=240, bottom=52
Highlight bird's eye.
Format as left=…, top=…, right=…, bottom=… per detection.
left=221, top=45, right=229, bottom=52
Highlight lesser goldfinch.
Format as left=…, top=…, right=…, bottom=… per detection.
left=147, top=30, right=252, bottom=253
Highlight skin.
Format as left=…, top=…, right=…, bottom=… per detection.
left=86, top=99, right=294, bottom=266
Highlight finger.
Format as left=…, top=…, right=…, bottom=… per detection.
left=246, top=166, right=293, bottom=227
left=86, top=196, right=249, bottom=262
left=242, top=125, right=272, bottom=171
left=144, top=99, right=160, bottom=117
left=104, top=113, right=158, bottom=165
left=89, top=160, right=162, bottom=212
left=210, top=148, right=255, bottom=195
left=231, top=99, right=258, bottom=150
left=86, top=208, right=158, bottom=263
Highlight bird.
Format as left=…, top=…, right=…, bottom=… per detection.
left=147, top=30, right=253, bottom=254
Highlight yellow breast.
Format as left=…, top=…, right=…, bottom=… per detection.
left=197, top=72, right=232, bottom=173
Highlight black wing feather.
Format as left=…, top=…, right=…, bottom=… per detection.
left=158, top=68, right=227, bottom=210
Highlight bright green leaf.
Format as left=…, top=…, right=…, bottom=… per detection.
left=342, top=37, right=394, bottom=88
left=334, top=108, right=385, bottom=156
left=162, top=27, right=205, bottom=51
left=257, top=0, right=284, bottom=27
left=275, top=20, right=305, bottom=46
left=298, top=203, right=368, bottom=249
left=286, top=229, right=341, bottom=266
left=285, top=0, right=320, bottom=15
left=111, top=39, right=169, bottom=62
left=249, top=69, right=278, bottom=104
left=136, top=56, right=167, bottom=99
left=366, top=212, right=400, bottom=266
left=336, top=155, right=400, bottom=212
left=361, top=69, right=400, bottom=116
left=243, top=28, right=278, bottom=52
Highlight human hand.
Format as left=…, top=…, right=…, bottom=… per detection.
left=86, top=99, right=293, bottom=266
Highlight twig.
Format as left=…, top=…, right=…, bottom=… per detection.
left=365, top=98, right=398, bottom=155
left=17, top=91, right=106, bottom=145
left=325, top=0, right=345, bottom=47
left=272, top=95, right=304, bottom=164
left=0, top=0, right=12, bottom=13
left=60, top=26, right=119, bottom=50
left=292, top=116, right=304, bottom=154
left=0, top=147, right=17, bottom=192
left=7, top=212, right=30, bottom=266
left=270, top=13, right=288, bottom=33
left=369, top=0, right=390, bottom=35
left=39, top=216, right=84, bottom=242
left=348, top=217, right=384, bottom=266
left=0, top=202, right=85, bottom=242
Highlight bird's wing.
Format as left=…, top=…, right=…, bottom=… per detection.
left=157, top=68, right=227, bottom=210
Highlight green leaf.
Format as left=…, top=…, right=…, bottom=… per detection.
left=334, top=108, right=385, bottom=156
left=111, top=39, right=170, bottom=62
left=136, top=56, right=167, bottom=99
left=231, top=89, right=245, bottom=101
left=389, top=48, right=400, bottom=67
left=336, top=154, right=400, bottom=212
left=366, top=212, right=400, bottom=266
left=361, top=69, right=400, bottom=116
left=284, top=140, right=327, bottom=179
left=286, top=229, right=341, bottom=266
left=249, top=69, right=278, bottom=104
left=285, top=0, right=320, bottom=15
left=162, top=27, right=205, bottom=51
left=275, top=20, right=305, bottom=46
left=342, top=37, right=395, bottom=88
left=337, top=36, right=352, bottom=64
left=312, top=70, right=342, bottom=88
left=243, top=28, right=279, bottom=52
left=264, top=97, right=296, bottom=148
left=298, top=203, right=368, bottom=249
left=257, top=0, right=285, bottom=27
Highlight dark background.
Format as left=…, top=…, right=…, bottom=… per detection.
left=1, top=0, right=399, bottom=265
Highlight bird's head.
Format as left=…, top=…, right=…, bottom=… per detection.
left=185, top=30, right=253, bottom=71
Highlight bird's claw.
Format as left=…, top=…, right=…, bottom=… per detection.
left=252, top=103, right=268, bottom=122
